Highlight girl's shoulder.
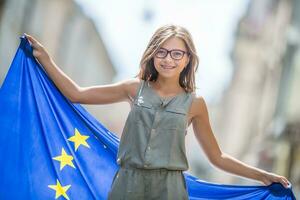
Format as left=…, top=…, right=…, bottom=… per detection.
left=123, top=77, right=143, bottom=102
left=188, top=93, right=208, bottom=119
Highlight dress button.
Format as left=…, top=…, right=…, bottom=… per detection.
left=147, top=146, right=151, bottom=150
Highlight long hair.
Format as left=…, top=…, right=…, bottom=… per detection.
left=135, top=24, right=199, bottom=93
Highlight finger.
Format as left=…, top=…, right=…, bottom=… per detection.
left=278, top=177, right=289, bottom=188
left=283, top=179, right=291, bottom=188
left=24, top=34, right=42, bottom=50
left=24, top=33, right=38, bottom=45
left=283, top=177, right=290, bottom=185
left=280, top=177, right=290, bottom=187
left=30, top=42, right=40, bottom=49
left=287, top=181, right=292, bottom=188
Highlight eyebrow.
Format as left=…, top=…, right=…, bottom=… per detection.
left=159, top=47, right=187, bottom=52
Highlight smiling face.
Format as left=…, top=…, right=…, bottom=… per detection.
left=138, top=24, right=199, bottom=92
left=153, top=37, right=190, bottom=80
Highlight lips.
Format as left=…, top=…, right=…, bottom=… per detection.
left=161, top=65, right=176, bottom=69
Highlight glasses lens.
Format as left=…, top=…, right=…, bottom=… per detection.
left=171, top=50, right=184, bottom=59
left=156, top=49, right=167, bottom=58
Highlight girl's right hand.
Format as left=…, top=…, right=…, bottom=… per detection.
left=24, top=33, right=51, bottom=62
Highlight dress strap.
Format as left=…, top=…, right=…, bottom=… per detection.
left=187, top=92, right=196, bottom=109
left=137, top=80, right=145, bottom=97
left=133, top=79, right=145, bottom=102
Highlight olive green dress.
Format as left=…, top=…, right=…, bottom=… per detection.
left=107, top=79, right=194, bottom=200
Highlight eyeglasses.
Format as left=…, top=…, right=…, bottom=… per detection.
left=155, top=48, right=189, bottom=60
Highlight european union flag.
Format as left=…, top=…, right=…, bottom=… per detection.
left=0, top=36, right=296, bottom=199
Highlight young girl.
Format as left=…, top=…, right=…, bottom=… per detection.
left=25, top=24, right=290, bottom=199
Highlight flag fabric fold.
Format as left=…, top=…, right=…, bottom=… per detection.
left=0, top=36, right=296, bottom=200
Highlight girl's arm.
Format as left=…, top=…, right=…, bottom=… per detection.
left=25, top=33, right=134, bottom=104
left=191, top=96, right=291, bottom=188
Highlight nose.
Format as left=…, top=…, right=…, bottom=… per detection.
left=164, top=52, right=173, bottom=62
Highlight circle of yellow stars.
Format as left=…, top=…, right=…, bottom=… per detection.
left=48, top=128, right=90, bottom=199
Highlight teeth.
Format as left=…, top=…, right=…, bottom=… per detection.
left=162, top=65, right=175, bottom=69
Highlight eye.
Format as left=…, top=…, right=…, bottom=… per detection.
left=156, top=49, right=167, bottom=57
left=172, top=51, right=183, bottom=58
left=173, top=51, right=182, bottom=56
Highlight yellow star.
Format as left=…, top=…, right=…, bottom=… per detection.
left=68, top=128, right=90, bottom=151
left=48, top=179, right=71, bottom=200
left=53, top=148, right=75, bottom=170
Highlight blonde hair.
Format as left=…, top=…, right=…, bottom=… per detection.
left=135, top=24, right=199, bottom=93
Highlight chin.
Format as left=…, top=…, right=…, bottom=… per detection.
left=157, top=72, right=178, bottom=79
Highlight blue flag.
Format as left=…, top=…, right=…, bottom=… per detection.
left=0, top=35, right=296, bottom=199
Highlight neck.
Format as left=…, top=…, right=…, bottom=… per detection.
left=153, top=76, right=183, bottom=93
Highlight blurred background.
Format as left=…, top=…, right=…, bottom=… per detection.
left=0, top=0, right=299, bottom=197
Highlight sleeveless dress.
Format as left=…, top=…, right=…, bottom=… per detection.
left=107, top=79, right=194, bottom=200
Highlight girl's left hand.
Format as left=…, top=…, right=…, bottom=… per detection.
left=260, top=171, right=291, bottom=189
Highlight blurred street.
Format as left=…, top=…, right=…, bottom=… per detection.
left=0, top=0, right=299, bottom=197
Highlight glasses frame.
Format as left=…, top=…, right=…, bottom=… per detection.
left=155, top=47, right=189, bottom=60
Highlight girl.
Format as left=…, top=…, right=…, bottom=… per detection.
left=25, top=24, right=291, bottom=200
